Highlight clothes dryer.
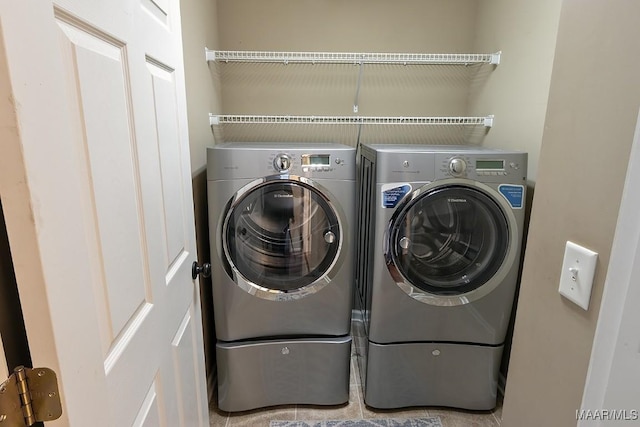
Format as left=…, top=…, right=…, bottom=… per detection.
left=208, top=143, right=355, bottom=411
left=354, top=144, right=527, bottom=410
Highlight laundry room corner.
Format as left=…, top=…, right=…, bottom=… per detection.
left=180, top=0, right=222, bottom=403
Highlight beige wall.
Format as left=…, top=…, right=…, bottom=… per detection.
left=218, top=0, right=478, bottom=52
left=215, top=0, right=483, bottom=146
left=180, top=0, right=221, bottom=401
left=501, top=1, right=640, bottom=425
left=470, top=0, right=562, bottom=182
left=182, top=0, right=221, bottom=173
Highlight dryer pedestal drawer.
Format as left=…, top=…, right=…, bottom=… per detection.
left=364, top=341, right=502, bottom=410
left=216, top=336, right=352, bottom=412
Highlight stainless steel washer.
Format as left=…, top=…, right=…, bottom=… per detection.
left=354, top=144, right=527, bottom=410
left=207, top=142, right=355, bottom=411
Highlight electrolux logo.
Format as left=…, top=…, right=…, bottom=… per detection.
left=447, top=198, right=467, bottom=203
left=274, top=193, right=293, bottom=198
left=576, top=409, right=639, bottom=421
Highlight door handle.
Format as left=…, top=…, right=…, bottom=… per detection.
left=191, top=262, right=211, bottom=280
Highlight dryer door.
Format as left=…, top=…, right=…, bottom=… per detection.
left=386, top=180, right=518, bottom=306
left=222, top=175, right=345, bottom=300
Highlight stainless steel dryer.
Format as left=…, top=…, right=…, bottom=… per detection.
left=354, top=144, right=527, bottom=410
left=207, top=142, right=355, bottom=412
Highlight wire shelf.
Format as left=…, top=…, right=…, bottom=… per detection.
left=209, top=114, right=494, bottom=127
left=206, top=50, right=501, bottom=65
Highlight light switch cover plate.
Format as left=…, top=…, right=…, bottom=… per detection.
left=558, top=241, right=598, bottom=310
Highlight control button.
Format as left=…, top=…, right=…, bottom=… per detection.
left=510, top=162, right=519, bottom=170
left=273, top=154, right=292, bottom=172
left=335, top=158, right=342, bottom=165
left=323, top=167, right=330, bottom=171
left=403, top=161, right=410, bottom=168
left=302, top=167, right=309, bottom=173
left=448, top=158, right=467, bottom=176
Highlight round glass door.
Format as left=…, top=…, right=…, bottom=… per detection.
left=224, top=179, right=341, bottom=293
left=389, top=185, right=509, bottom=295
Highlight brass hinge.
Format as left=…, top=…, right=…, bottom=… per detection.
left=0, top=366, right=62, bottom=426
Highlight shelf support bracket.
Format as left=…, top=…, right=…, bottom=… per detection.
left=484, top=115, right=494, bottom=127
left=490, top=51, right=501, bottom=65
left=205, top=48, right=216, bottom=62
left=353, top=60, right=365, bottom=113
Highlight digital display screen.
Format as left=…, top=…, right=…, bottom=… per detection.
left=302, top=154, right=330, bottom=166
left=476, top=160, right=504, bottom=170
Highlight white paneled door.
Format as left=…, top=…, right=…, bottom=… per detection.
left=0, top=0, right=209, bottom=425
left=580, top=110, right=640, bottom=424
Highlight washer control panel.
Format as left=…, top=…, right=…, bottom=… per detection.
left=437, top=154, right=524, bottom=180
left=273, top=153, right=292, bottom=172
left=207, top=144, right=355, bottom=181
left=270, top=152, right=345, bottom=174
left=448, top=157, right=467, bottom=176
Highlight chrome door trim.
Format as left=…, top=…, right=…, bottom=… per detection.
left=221, top=174, right=347, bottom=300
left=384, top=178, right=519, bottom=306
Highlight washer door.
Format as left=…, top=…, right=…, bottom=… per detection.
left=386, top=180, right=518, bottom=306
left=222, top=175, right=344, bottom=300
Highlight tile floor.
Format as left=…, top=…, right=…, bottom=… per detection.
left=208, top=353, right=503, bottom=427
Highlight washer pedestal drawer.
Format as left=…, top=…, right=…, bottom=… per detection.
left=216, top=336, right=352, bottom=412
left=364, top=341, right=502, bottom=410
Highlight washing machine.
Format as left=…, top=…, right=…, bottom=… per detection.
left=354, top=144, right=527, bottom=410
left=207, top=142, right=355, bottom=412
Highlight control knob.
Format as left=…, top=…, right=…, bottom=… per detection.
left=273, top=154, right=292, bottom=172
left=448, top=158, right=467, bottom=176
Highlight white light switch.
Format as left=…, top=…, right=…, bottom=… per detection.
left=558, top=241, right=598, bottom=310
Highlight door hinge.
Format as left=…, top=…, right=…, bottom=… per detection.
left=0, top=366, right=62, bottom=426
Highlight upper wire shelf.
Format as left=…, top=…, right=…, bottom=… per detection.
left=210, top=114, right=494, bottom=127
left=206, top=49, right=501, bottom=65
